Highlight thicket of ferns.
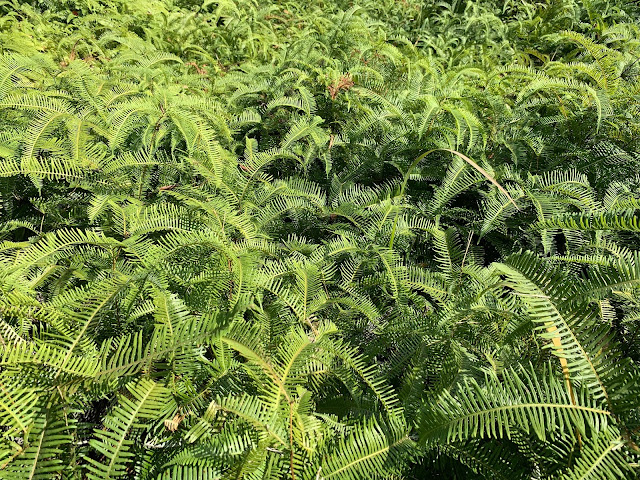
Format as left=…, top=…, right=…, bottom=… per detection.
left=0, top=0, right=639, bottom=478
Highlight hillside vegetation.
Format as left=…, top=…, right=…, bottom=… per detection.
left=1, top=0, right=640, bottom=478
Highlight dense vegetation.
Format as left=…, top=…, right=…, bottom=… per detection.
left=1, top=0, right=640, bottom=478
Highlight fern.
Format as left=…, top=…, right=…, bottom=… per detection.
left=0, top=0, right=639, bottom=478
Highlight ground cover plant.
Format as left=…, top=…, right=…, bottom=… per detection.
left=0, top=0, right=640, bottom=478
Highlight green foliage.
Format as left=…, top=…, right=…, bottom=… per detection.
left=0, top=0, right=639, bottom=478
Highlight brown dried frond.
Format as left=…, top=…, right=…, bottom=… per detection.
left=328, top=74, right=354, bottom=100
left=164, top=413, right=185, bottom=432
left=185, top=61, right=208, bottom=75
